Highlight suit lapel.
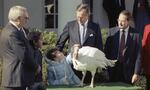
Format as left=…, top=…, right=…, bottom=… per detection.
left=115, top=29, right=120, bottom=56
left=74, top=21, right=81, bottom=44
left=126, top=32, right=131, bottom=48
left=83, top=22, right=93, bottom=43
left=124, top=27, right=133, bottom=57
left=9, top=23, right=28, bottom=43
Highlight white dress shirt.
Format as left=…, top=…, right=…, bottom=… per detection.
left=119, top=26, right=129, bottom=44
left=79, top=20, right=88, bottom=45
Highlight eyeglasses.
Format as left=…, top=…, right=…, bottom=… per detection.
left=24, top=16, right=29, bottom=20
left=20, top=16, right=29, bottom=20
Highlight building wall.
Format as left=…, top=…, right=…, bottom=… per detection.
left=0, top=0, right=4, bottom=27
left=2, top=0, right=82, bottom=34
left=1, top=0, right=135, bottom=31
left=3, top=0, right=44, bottom=29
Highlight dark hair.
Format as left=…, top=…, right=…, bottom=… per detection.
left=28, top=31, right=42, bottom=47
left=46, top=48, right=58, bottom=61
left=76, top=3, right=90, bottom=15
left=119, top=10, right=132, bottom=21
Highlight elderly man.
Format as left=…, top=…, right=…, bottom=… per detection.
left=56, top=3, right=103, bottom=83
left=0, top=6, right=40, bottom=90
left=56, top=3, right=103, bottom=51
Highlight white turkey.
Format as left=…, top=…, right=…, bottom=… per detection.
left=72, top=45, right=117, bottom=88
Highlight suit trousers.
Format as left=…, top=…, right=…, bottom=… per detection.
left=27, top=82, right=45, bottom=90
left=146, top=74, right=150, bottom=90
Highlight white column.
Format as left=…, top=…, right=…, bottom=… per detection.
left=58, top=0, right=82, bottom=36
left=0, top=0, right=4, bottom=27
left=93, top=0, right=109, bottom=28
left=125, top=0, right=135, bottom=27
left=125, top=0, right=135, bottom=15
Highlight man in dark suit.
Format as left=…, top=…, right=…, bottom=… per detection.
left=0, top=6, right=40, bottom=90
left=104, top=10, right=141, bottom=84
left=56, top=3, right=103, bottom=83
left=103, top=0, right=125, bottom=28
left=133, top=0, right=150, bottom=36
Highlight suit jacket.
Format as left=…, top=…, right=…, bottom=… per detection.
left=33, top=47, right=43, bottom=82
left=104, top=26, right=141, bottom=83
left=0, top=23, right=38, bottom=87
left=56, top=20, right=103, bottom=51
left=133, top=0, right=150, bottom=35
left=142, top=24, right=150, bottom=75
left=103, top=0, right=125, bottom=27
left=133, top=0, right=150, bottom=20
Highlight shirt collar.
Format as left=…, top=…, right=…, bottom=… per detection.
left=120, top=26, right=129, bottom=33
left=9, top=20, right=21, bottom=30
left=79, top=20, right=88, bottom=27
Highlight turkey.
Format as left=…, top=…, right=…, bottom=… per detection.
left=72, top=45, right=117, bottom=88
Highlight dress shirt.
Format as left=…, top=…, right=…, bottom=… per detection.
left=119, top=26, right=129, bottom=44
left=79, top=20, right=88, bottom=44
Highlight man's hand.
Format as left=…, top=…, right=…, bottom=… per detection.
left=131, top=74, right=140, bottom=84
left=73, top=44, right=80, bottom=60
left=62, top=76, right=69, bottom=85
left=36, top=65, right=41, bottom=75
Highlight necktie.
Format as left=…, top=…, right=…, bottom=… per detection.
left=19, top=29, right=25, bottom=36
left=118, top=30, right=125, bottom=61
left=80, top=24, right=86, bottom=45
left=20, top=28, right=28, bottom=39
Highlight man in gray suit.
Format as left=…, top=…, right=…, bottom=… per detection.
left=56, top=3, right=103, bottom=51
left=56, top=3, right=103, bottom=83
left=0, top=6, right=40, bottom=90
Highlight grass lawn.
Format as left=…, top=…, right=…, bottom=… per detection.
left=46, top=82, right=142, bottom=90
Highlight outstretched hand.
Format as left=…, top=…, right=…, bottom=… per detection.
left=72, top=44, right=80, bottom=60
left=131, top=74, right=140, bottom=84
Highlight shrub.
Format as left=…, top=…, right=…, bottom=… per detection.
left=101, top=28, right=108, bottom=46
left=41, top=31, right=57, bottom=53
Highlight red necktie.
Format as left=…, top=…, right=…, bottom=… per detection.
left=119, top=30, right=125, bottom=61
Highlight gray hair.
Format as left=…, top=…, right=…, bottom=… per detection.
left=76, top=3, right=90, bottom=15
left=8, top=5, right=27, bottom=21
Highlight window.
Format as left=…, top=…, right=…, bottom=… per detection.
left=44, top=0, right=58, bottom=29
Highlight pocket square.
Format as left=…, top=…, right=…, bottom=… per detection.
left=89, top=34, right=94, bottom=37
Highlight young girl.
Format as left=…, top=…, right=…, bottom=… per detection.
left=45, top=48, right=81, bottom=86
